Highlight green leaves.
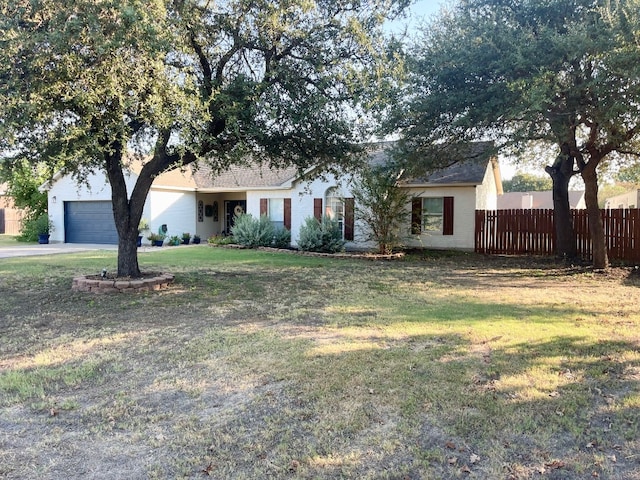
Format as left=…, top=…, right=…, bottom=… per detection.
left=391, top=0, right=640, bottom=169
left=351, top=164, right=411, bottom=254
left=1, top=0, right=408, bottom=275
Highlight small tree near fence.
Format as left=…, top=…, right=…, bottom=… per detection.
left=351, top=166, right=411, bottom=254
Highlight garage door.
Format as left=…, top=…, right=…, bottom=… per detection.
left=64, top=201, right=119, bottom=244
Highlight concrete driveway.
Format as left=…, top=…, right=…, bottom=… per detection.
left=0, top=242, right=118, bottom=259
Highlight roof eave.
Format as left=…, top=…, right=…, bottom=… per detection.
left=400, top=182, right=481, bottom=188
left=195, top=185, right=293, bottom=193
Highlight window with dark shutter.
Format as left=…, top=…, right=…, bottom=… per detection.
left=443, top=196, right=454, bottom=235
left=411, top=198, right=422, bottom=235
left=344, top=197, right=355, bottom=241
left=284, top=198, right=291, bottom=230
left=313, top=198, right=323, bottom=222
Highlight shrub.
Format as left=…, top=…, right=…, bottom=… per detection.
left=18, top=212, right=52, bottom=242
left=272, top=227, right=291, bottom=249
left=297, top=215, right=345, bottom=253
left=147, top=232, right=165, bottom=243
left=138, top=218, right=150, bottom=234
left=231, top=213, right=275, bottom=248
left=207, top=234, right=234, bottom=245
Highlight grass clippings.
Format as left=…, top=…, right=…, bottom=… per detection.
left=1, top=247, right=639, bottom=479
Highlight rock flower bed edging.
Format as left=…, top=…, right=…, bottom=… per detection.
left=72, top=273, right=175, bottom=293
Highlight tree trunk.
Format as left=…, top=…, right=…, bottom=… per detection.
left=104, top=147, right=148, bottom=278
left=545, top=144, right=576, bottom=259
left=111, top=181, right=146, bottom=278
left=117, top=223, right=141, bottom=277
left=581, top=161, right=608, bottom=269
left=103, top=132, right=192, bottom=277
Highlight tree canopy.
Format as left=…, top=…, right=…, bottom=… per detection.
left=502, top=173, right=553, bottom=193
left=0, top=0, right=407, bottom=276
left=616, top=162, right=640, bottom=184
left=388, top=0, right=640, bottom=268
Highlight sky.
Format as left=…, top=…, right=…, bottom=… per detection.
left=405, top=0, right=445, bottom=21
left=386, top=0, right=445, bottom=34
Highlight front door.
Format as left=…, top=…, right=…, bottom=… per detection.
left=225, top=200, right=246, bottom=234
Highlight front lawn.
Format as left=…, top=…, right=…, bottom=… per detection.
left=0, top=234, right=21, bottom=246
left=1, top=247, right=638, bottom=479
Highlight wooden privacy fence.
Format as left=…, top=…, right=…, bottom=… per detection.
left=0, top=208, right=25, bottom=235
left=475, top=208, right=640, bottom=263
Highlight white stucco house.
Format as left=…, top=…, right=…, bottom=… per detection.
left=44, top=143, right=502, bottom=251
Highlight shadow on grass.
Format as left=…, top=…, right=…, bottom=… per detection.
left=264, top=332, right=640, bottom=479
left=1, top=250, right=639, bottom=478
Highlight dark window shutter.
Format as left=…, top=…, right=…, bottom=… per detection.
left=260, top=198, right=268, bottom=216
left=443, top=196, right=454, bottom=235
left=344, top=197, right=355, bottom=241
left=284, top=198, right=291, bottom=230
left=314, top=198, right=323, bottom=222
left=411, top=198, right=422, bottom=234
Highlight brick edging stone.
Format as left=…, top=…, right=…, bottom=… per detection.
left=72, top=273, right=175, bottom=293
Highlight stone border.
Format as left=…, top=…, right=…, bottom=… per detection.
left=72, top=273, right=175, bottom=293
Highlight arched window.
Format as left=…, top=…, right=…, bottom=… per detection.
left=325, top=187, right=344, bottom=237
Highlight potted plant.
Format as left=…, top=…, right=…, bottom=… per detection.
left=34, top=213, right=53, bottom=244
left=192, top=234, right=201, bottom=244
left=147, top=232, right=165, bottom=247
left=137, top=218, right=150, bottom=247
left=168, top=235, right=181, bottom=246
left=181, top=232, right=191, bottom=245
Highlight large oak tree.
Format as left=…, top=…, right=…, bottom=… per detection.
left=389, top=0, right=640, bottom=268
left=0, top=0, right=407, bottom=276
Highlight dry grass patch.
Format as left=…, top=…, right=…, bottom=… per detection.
left=1, top=248, right=639, bottom=479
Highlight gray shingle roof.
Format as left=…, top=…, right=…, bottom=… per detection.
left=408, top=158, right=489, bottom=185
left=392, top=141, right=494, bottom=186
left=187, top=141, right=493, bottom=190
left=191, top=162, right=299, bottom=189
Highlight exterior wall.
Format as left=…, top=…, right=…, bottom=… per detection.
left=0, top=195, right=14, bottom=209
left=604, top=189, right=640, bottom=209
left=47, top=170, right=138, bottom=243
left=147, top=189, right=197, bottom=241
left=475, top=163, right=498, bottom=210
left=248, top=172, right=489, bottom=251
left=195, top=193, right=226, bottom=240
left=403, top=185, right=478, bottom=250
left=246, top=174, right=354, bottom=248
left=46, top=169, right=193, bottom=244
left=297, top=174, right=354, bottom=248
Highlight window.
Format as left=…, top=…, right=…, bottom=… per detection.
left=313, top=193, right=355, bottom=240
left=411, top=196, right=454, bottom=236
left=268, top=198, right=284, bottom=230
left=260, top=198, right=291, bottom=230
left=422, top=197, right=444, bottom=232
left=325, top=187, right=345, bottom=235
